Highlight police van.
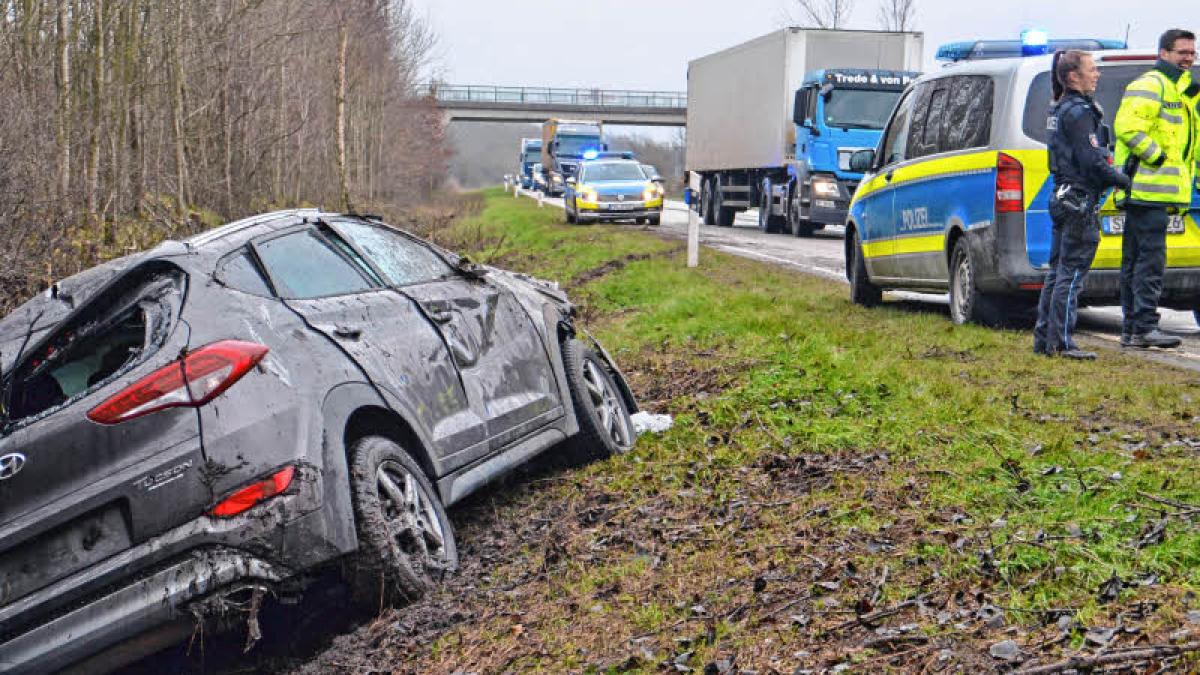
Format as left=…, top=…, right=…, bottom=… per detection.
left=844, top=40, right=1200, bottom=325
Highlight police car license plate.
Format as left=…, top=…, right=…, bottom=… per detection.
left=607, top=203, right=637, bottom=211
left=1106, top=214, right=1186, bottom=235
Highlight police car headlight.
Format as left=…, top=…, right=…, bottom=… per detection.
left=812, top=178, right=840, bottom=198
left=582, top=190, right=598, bottom=203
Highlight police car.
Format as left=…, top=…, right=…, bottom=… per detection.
left=845, top=35, right=1200, bottom=325
left=564, top=152, right=664, bottom=225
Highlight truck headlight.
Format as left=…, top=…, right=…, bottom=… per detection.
left=811, top=178, right=840, bottom=198
left=582, top=191, right=598, bottom=203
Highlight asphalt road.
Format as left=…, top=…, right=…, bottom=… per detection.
left=514, top=187, right=1200, bottom=370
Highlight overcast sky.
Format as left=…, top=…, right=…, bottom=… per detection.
left=410, top=0, right=1183, bottom=91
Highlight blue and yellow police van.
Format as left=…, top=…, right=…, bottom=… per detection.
left=844, top=37, right=1200, bottom=325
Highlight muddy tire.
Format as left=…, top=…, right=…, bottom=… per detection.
left=347, top=436, right=457, bottom=611
left=849, top=228, right=882, bottom=307
left=560, top=338, right=635, bottom=465
left=949, top=238, right=1003, bottom=326
left=648, top=213, right=661, bottom=226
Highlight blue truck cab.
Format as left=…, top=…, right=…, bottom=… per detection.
left=541, top=119, right=605, bottom=196
left=518, top=138, right=542, bottom=189
left=790, top=69, right=918, bottom=233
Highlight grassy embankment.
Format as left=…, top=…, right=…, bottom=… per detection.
left=311, top=188, right=1200, bottom=673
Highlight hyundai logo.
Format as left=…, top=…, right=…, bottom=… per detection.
left=0, top=452, right=26, bottom=480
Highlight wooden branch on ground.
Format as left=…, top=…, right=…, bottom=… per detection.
left=1016, top=641, right=1200, bottom=674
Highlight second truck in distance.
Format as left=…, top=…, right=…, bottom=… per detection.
left=686, top=28, right=922, bottom=235
left=541, top=119, right=605, bottom=196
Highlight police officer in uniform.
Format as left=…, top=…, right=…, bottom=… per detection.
left=1114, top=29, right=1199, bottom=349
left=1034, top=50, right=1131, bottom=359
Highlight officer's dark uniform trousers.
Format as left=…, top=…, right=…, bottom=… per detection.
left=1035, top=198, right=1100, bottom=353
left=1034, top=90, right=1130, bottom=355
left=1120, top=205, right=1169, bottom=336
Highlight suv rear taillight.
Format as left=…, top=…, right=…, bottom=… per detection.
left=210, top=466, right=295, bottom=518
left=87, top=340, right=269, bottom=425
left=996, top=152, right=1024, bottom=214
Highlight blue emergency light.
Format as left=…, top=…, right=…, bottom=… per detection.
left=1021, top=29, right=1049, bottom=56
left=582, top=149, right=600, bottom=160
left=936, top=36, right=1126, bottom=62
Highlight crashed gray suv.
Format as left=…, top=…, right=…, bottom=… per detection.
left=0, top=210, right=637, bottom=674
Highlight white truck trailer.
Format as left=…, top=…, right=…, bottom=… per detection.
left=686, top=28, right=923, bottom=234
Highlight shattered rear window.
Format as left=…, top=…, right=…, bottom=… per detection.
left=2, top=267, right=184, bottom=424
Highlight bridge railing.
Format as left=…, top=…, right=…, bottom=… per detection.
left=416, top=84, right=686, bottom=109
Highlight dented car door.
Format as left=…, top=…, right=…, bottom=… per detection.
left=250, top=226, right=488, bottom=466
left=325, top=220, right=562, bottom=455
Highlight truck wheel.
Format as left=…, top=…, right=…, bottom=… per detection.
left=849, top=228, right=882, bottom=307
left=787, top=186, right=816, bottom=237
left=758, top=179, right=787, bottom=234
left=648, top=213, right=661, bottom=226
left=560, top=337, right=635, bottom=465
left=701, top=178, right=716, bottom=226
left=714, top=176, right=735, bottom=227
left=347, top=436, right=457, bottom=610
left=949, top=238, right=1002, bottom=326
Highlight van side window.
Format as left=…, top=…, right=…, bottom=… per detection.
left=943, top=76, right=994, bottom=151
left=915, top=88, right=948, bottom=157
left=906, top=83, right=948, bottom=160
left=879, top=89, right=915, bottom=166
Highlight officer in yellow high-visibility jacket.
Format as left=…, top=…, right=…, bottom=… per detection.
left=1114, top=28, right=1199, bottom=349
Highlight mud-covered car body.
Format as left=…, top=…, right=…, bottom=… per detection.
left=0, top=209, right=635, bottom=674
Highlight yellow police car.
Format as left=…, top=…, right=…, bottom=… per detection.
left=564, top=154, right=664, bottom=226
left=845, top=39, right=1200, bottom=325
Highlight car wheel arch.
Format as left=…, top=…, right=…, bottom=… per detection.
left=945, top=224, right=967, bottom=268
left=317, top=384, right=440, bottom=545
left=845, top=221, right=860, bottom=281
left=343, top=405, right=435, bottom=481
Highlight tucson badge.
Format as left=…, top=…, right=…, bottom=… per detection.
left=0, top=452, right=27, bottom=480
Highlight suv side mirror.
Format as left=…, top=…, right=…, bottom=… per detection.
left=849, top=149, right=876, bottom=173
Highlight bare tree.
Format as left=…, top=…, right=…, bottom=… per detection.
left=0, top=0, right=447, bottom=312
left=877, top=0, right=916, bottom=31
left=786, top=0, right=855, bottom=28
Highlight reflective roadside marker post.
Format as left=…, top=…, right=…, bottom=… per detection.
left=687, top=205, right=699, bottom=268
left=685, top=176, right=701, bottom=268
left=538, top=191, right=544, bottom=208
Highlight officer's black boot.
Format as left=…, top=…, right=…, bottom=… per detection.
left=1061, top=348, right=1098, bottom=360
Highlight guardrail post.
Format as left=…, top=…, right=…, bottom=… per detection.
left=538, top=191, right=545, bottom=208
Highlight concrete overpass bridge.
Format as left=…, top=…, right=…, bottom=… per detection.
left=418, top=84, right=686, bottom=127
